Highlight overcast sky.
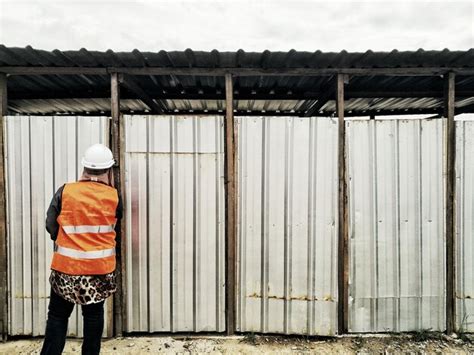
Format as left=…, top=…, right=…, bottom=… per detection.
left=0, top=0, right=473, bottom=52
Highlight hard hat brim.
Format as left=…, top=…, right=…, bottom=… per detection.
left=81, top=157, right=115, bottom=169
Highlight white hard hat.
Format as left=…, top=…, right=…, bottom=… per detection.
left=81, top=144, right=115, bottom=169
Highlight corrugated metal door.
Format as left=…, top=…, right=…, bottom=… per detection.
left=456, top=118, right=474, bottom=333
left=124, top=115, right=226, bottom=332
left=236, top=116, right=339, bottom=335
left=5, top=115, right=110, bottom=337
left=347, top=118, right=446, bottom=332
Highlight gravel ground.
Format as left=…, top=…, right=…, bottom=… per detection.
left=1, top=333, right=473, bottom=354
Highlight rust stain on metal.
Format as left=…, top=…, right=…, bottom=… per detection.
left=247, top=293, right=335, bottom=302
left=14, top=294, right=50, bottom=299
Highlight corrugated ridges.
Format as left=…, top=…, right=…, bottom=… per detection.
left=1, top=45, right=474, bottom=68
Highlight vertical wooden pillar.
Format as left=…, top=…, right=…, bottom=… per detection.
left=110, top=72, right=124, bottom=337
left=224, top=73, right=236, bottom=335
left=444, top=72, right=456, bottom=334
left=0, top=74, right=7, bottom=341
left=336, top=73, right=349, bottom=334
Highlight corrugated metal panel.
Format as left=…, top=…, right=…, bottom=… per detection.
left=347, top=118, right=446, bottom=332
left=456, top=118, right=474, bottom=332
left=323, top=97, right=442, bottom=113
left=236, top=116, right=339, bottom=335
left=5, top=115, right=110, bottom=337
left=124, top=115, right=226, bottom=332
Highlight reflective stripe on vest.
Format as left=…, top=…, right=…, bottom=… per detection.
left=62, top=224, right=115, bottom=234
left=56, top=245, right=116, bottom=259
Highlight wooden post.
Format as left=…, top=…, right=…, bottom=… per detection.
left=336, top=73, right=348, bottom=334
left=110, top=72, right=124, bottom=337
left=444, top=72, right=456, bottom=334
left=0, top=74, right=7, bottom=341
left=225, top=73, right=236, bottom=335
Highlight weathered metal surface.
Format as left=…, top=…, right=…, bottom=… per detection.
left=455, top=116, right=474, bottom=333
left=124, top=115, right=226, bottom=332
left=5, top=115, right=110, bottom=337
left=236, top=116, right=339, bottom=335
left=347, top=118, right=446, bottom=332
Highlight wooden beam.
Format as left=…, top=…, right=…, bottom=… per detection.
left=336, top=73, right=349, bottom=335
left=225, top=73, right=236, bottom=335
left=121, top=75, right=164, bottom=114
left=110, top=72, right=124, bottom=337
left=1, top=66, right=474, bottom=77
left=444, top=72, right=456, bottom=335
left=0, top=74, right=7, bottom=341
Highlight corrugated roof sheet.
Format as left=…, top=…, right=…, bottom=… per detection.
left=2, top=46, right=474, bottom=69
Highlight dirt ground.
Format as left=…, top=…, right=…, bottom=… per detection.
left=1, top=333, right=473, bottom=354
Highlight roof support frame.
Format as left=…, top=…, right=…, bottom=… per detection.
left=110, top=72, right=125, bottom=337
left=445, top=72, right=456, bottom=335
left=336, top=73, right=349, bottom=335
left=224, top=73, right=237, bottom=336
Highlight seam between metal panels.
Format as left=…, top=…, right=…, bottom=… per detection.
left=441, top=119, right=447, bottom=328
left=146, top=116, right=150, bottom=332
left=17, top=118, right=22, bottom=332
left=240, top=117, right=248, bottom=332
left=264, top=117, right=270, bottom=333
left=259, top=117, right=266, bottom=332
left=234, top=117, right=239, bottom=331
left=169, top=116, right=175, bottom=332
left=347, top=121, right=354, bottom=332
left=370, top=120, right=378, bottom=331
left=331, top=119, right=337, bottom=334
left=306, top=117, right=315, bottom=334
left=395, top=121, right=401, bottom=332
left=283, top=117, right=289, bottom=333
left=192, top=117, right=197, bottom=331
left=286, top=118, right=295, bottom=334
left=287, top=119, right=295, bottom=334
left=417, top=120, right=423, bottom=329
left=214, top=116, right=225, bottom=330
left=27, top=117, right=34, bottom=333
left=459, top=121, right=466, bottom=324
left=312, top=118, right=319, bottom=334
left=216, top=116, right=222, bottom=330
left=28, top=117, right=34, bottom=332
left=288, top=119, right=295, bottom=332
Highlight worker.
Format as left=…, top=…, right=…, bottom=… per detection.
left=40, top=143, right=122, bottom=355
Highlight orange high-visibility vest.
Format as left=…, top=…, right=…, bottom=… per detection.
left=51, top=181, right=119, bottom=275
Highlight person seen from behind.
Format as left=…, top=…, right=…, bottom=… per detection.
left=40, top=144, right=122, bottom=355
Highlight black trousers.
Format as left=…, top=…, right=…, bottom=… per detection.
left=40, top=289, right=104, bottom=355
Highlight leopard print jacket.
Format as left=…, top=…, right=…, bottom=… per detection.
left=50, top=270, right=117, bottom=305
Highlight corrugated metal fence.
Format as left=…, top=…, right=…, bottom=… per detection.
left=124, top=115, right=226, bottom=332
left=236, top=116, right=339, bottom=335
left=4, top=115, right=110, bottom=337
left=347, top=119, right=446, bottom=332
left=3, top=115, right=474, bottom=336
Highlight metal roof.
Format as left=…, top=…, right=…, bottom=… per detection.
left=1, top=46, right=474, bottom=116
